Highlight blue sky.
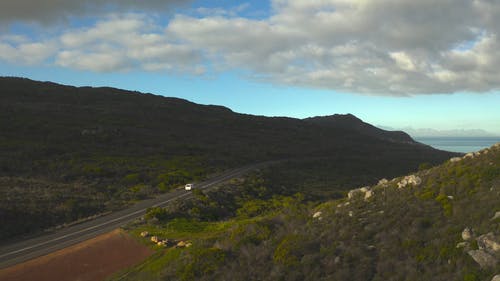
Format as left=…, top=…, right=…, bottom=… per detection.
left=1, top=0, right=499, bottom=135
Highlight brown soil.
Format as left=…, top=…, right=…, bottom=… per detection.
left=0, top=229, right=153, bottom=281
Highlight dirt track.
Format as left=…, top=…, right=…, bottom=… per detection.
left=0, top=229, right=153, bottom=281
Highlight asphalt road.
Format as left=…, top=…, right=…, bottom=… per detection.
left=0, top=163, right=267, bottom=269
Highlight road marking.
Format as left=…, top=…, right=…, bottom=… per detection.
left=0, top=166, right=253, bottom=260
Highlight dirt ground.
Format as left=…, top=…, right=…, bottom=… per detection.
left=0, top=229, right=153, bottom=281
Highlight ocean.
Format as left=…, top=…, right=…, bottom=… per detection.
left=414, top=137, right=500, bottom=153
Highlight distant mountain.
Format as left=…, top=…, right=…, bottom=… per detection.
left=306, top=114, right=415, bottom=143
left=0, top=77, right=458, bottom=240
left=378, top=125, right=499, bottom=138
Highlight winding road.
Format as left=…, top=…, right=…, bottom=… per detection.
left=0, top=163, right=268, bottom=269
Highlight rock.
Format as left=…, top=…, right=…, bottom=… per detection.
left=140, top=231, right=149, bottom=237
left=364, top=190, right=374, bottom=200
left=185, top=242, right=192, bottom=248
left=397, top=175, right=422, bottom=188
left=491, top=274, right=500, bottom=281
left=462, top=228, right=474, bottom=241
left=464, top=152, right=475, bottom=158
left=456, top=242, right=469, bottom=249
left=151, top=236, right=160, bottom=243
left=157, top=241, right=167, bottom=247
left=450, top=157, right=462, bottom=162
left=468, top=250, right=497, bottom=268
left=348, top=186, right=372, bottom=200
left=334, top=256, right=340, bottom=264
left=312, top=211, right=322, bottom=219
left=477, top=232, right=500, bottom=253
left=177, top=241, right=187, bottom=247
left=492, top=211, right=500, bottom=221
left=348, top=211, right=353, bottom=217
left=378, top=178, right=389, bottom=186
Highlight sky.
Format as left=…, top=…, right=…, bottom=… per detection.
left=1, top=0, right=499, bottom=135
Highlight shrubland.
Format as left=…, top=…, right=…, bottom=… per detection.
left=114, top=144, right=499, bottom=281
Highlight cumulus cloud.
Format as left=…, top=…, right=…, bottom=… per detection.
left=0, top=35, right=57, bottom=65
left=2, top=0, right=500, bottom=95
left=0, top=0, right=190, bottom=24
left=164, top=0, right=500, bottom=95
left=55, top=14, right=203, bottom=73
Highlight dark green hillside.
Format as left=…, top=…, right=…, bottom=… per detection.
left=0, top=77, right=456, bottom=241
left=114, top=144, right=500, bottom=281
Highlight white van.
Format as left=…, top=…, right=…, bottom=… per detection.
left=185, top=183, right=194, bottom=191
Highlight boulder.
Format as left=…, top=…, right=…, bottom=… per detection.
left=464, top=152, right=475, bottom=158
left=312, top=211, right=322, bottom=219
left=456, top=242, right=469, bottom=249
left=450, top=157, right=462, bottom=163
left=378, top=178, right=389, bottom=186
left=151, top=236, right=160, bottom=243
left=491, top=274, right=500, bottom=281
left=348, top=186, right=373, bottom=201
left=477, top=232, right=500, bottom=253
left=492, top=211, right=500, bottom=221
left=397, top=175, right=422, bottom=188
left=468, top=250, right=497, bottom=268
left=364, top=190, right=374, bottom=200
left=177, top=241, right=187, bottom=247
left=140, top=231, right=149, bottom=237
left=462, top=228, right=474, bottom=241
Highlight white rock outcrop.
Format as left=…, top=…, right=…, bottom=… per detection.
left=467, top=250, right=497, bottom=268
left=378, top=178, right=389, bottom=186
left=347, top=186, right=374, bottom=201
left=450, top=157, right=462, bottom=163
left=467, top=232, right=500, bottom=268
left=492, top=211, right=500, bottom=221
left=397, top=175, right=422, bottom=188
left=477, top=232, right=500, bottom=253
left=312, top=211, right=322, bottom=219
left=462, top=228, right=473, bottom=241
left=364, top=190, right=374, bottom=200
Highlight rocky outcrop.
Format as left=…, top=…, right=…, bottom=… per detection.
left=491, top=274, right=500, bottom=281
left=449, top=157, right=462, bottom=163
left=397, top=175, right=422, bottom=188
left=312, top=211, right=322, bottom=220
left=466, top=232, right=499, bottom=268
left=462, top=228, right=474, bottom=241
left=492, top=211, right=500, bottom=221
left=377, top=178, right=389, bottom=186
left=347, top=186, right=374, bottom=201
left=468, top=250, right=497, bottom=268
left=477, top=233, right=500, bottom=253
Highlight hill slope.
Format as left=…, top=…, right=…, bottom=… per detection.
left=116, top=144, right=500, bottom=281
left=305, top=113, right=415, bottom=143
left=0, top=77, right=457, bottom=241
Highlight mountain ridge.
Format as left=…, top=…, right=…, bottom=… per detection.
left=0, top=76, right=458, bottom=241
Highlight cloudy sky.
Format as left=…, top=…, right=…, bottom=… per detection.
left=1, top=0, right=499, bottom=135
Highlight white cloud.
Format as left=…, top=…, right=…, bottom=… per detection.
left=2, top=0, right=500, bottom=95
left=0, top=40, right=56, bottom=65
left=54, top=14, right=203, bottom=73
left=163, top=0, right=500, bottom=95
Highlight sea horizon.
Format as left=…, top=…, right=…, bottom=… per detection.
left=414, top=136, right=500, bottom=153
